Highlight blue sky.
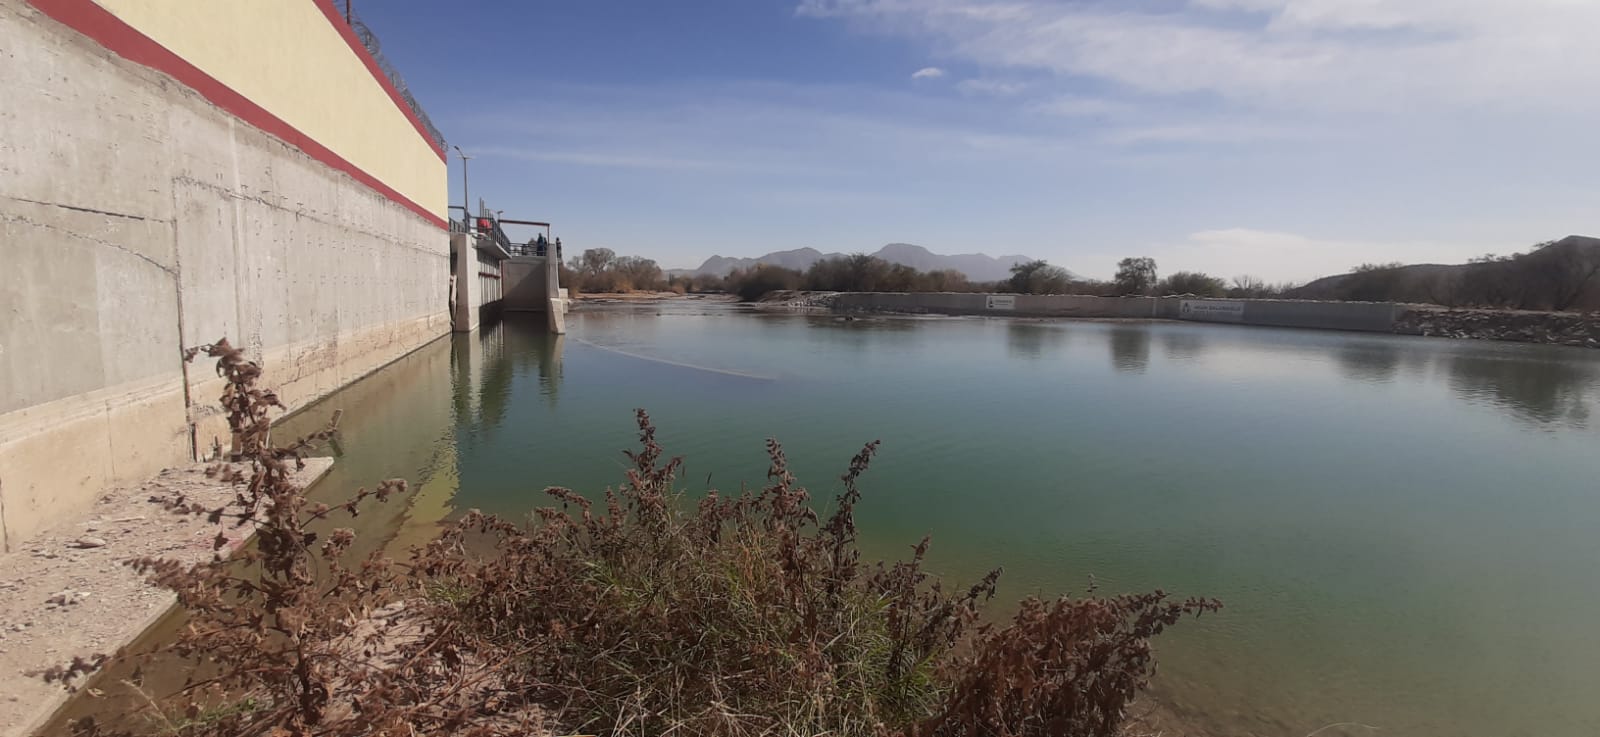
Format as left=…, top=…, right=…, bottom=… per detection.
left=362, top=0, right=1598, bottom=282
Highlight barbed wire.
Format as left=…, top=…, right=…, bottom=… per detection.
left=347, top=11, right=447, bottom=152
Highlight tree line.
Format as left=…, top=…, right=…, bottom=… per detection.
left=560, top=246, right=1295, bottom=302
left=564, top=238, right=1600, bottom=311
left=719, top=255, right=1295, bottom=302
left=563, top=247, right=670, bottom=294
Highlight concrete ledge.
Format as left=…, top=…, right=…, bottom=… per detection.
left=0, top=376, right=189, bottom=551
left=0, top=458, right=334, bottom=737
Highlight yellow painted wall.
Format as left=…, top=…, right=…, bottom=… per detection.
left=94, top=0, right=446, bottom=219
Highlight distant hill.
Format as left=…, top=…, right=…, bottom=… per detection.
left=1289, top=235, right=1600, bottom=310
left=675, top=244, right=1035, bottom=282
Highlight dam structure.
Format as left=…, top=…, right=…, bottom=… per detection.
left=0, top=0, right=562, bottom=551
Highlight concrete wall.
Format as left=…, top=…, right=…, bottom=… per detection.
left=0, top=0, right=450, bottom=549
left=831, top=292, right=1162, bottom=319
left=503, top=257, right=554, bottom=311
left=1233, top=299, right=1399, bottom=332
left=89, top=0, right=446, bottom=221
left=827, top=292, right=1403, bottom=333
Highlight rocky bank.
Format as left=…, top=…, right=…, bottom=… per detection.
left=1396, top=308, right=1600, bottom=348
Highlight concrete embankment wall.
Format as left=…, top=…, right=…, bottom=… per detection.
left=828, top=293, right=1402, bottom=332
left=0, top=0, right=450, bottom=549
left=502, top=257, right=557, bottom=312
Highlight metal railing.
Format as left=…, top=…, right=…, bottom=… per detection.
left=450, top=207, right=560, bottom=260
left=477, top=205, right=514, bottom=254
left=340, top=1, right=446, bottom=152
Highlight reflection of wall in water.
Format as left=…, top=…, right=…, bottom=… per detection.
left=799, top=314, right=922, bottom=346
left=1334, top=340, right=1405, bottom=385
left=1109, top=327, right=1152, bottom=374
left=275, top=336, right=456, bottom=557
left=1447, top=352, right=1596, bottom=428
left=502, top=315, right=567, bottom=409
left=1159, top=329, right=1208, bottom=364
left=1006, top=322, right=1070, bottom=360
left=454, top=318, right=508, bottom=433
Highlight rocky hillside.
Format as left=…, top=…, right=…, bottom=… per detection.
left=677, top=243, right=1034, bottom=282
left=1290, top=235, right=1600, bottom=311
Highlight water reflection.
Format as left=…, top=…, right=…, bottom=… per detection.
left=1335, top=339, right=1403, bottom=385
left=503, top=316, right=565, bottom=406
left=800, top=314, right=921, bottom=343
left=1108, top=327, right=1152, bottom=373
left=1158, top=329, right=1208, bottom=364
left=1446, top=351, right=1595, bottom=428
left=1007, top=321, right=1068, bottom=360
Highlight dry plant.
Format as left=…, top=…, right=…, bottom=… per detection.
left=44, top=339, right=1218, bottom=737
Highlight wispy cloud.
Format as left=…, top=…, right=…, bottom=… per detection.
left=797, top=0, right=1600, bottom=113
left=958, top=78, right=1026, bottom=97
left=911, top=66, right=945, bottom=79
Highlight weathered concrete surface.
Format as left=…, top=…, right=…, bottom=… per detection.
left=85, top=0, right=447, bottom=219
left=0, top=459, right=334, bottom=737
left=0, top=1, right=449, bottom=549
left=1230, top=299, right=1398, bottom=332
left=451, top=233, right=481, bottom=333
left=503, top=256, right=554, bottom=311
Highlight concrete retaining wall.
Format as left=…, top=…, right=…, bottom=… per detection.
left=1230, top=299, right=1398, bottom=332
left=831, top=292, right=1165, bottom=318
left=827, top=292, right=1403, bottom=332
left=0, top=1, right=450, bottom=549
left=503, top=257, right=555, bottom=312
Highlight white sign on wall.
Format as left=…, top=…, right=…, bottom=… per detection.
left=1179, top=300, right=1245, bottom=322
left=986, top=295, right=1017, bottom=311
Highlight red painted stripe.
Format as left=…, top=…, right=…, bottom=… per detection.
left=24, top=0, right=447, bottom=230
left=309, top=0, right=447, bottom=162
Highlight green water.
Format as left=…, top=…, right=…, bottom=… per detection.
left=281, top=303, right=1600, bottom=737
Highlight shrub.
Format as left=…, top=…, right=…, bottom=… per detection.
left=1006, top=260, right=1074, bottom=295
left=1160, top=271, right=1227, bottom=297
left=1114, top=257, right=1159, bottom=296
left=726, top=264, right=804, bottom=301
left=50, top=343, right=1219, bottom=737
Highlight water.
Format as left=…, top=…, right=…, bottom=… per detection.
left=280, top=303, right=1600, bottom=737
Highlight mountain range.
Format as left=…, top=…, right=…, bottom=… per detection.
left=674, top=244, right=1035, bottom=282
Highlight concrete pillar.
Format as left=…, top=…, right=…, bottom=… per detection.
left=451, top=233, right=479, bottom=333
left=545, top=247, right=567, bottom=334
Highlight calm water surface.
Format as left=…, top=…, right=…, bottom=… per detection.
left=281, top=302, right=1600, bottom=737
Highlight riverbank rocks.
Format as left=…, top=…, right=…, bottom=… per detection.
left=759, top=290, right=842, bottom=309
left=1396, top=308, right=1600, bottom=348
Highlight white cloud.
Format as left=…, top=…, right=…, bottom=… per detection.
left=799, top=0, right=1600, bottom=114
left=911, top=66, right=946, bottom=79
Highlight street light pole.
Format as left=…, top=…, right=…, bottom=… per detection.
left=453, top=145, right=472, bottom=225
